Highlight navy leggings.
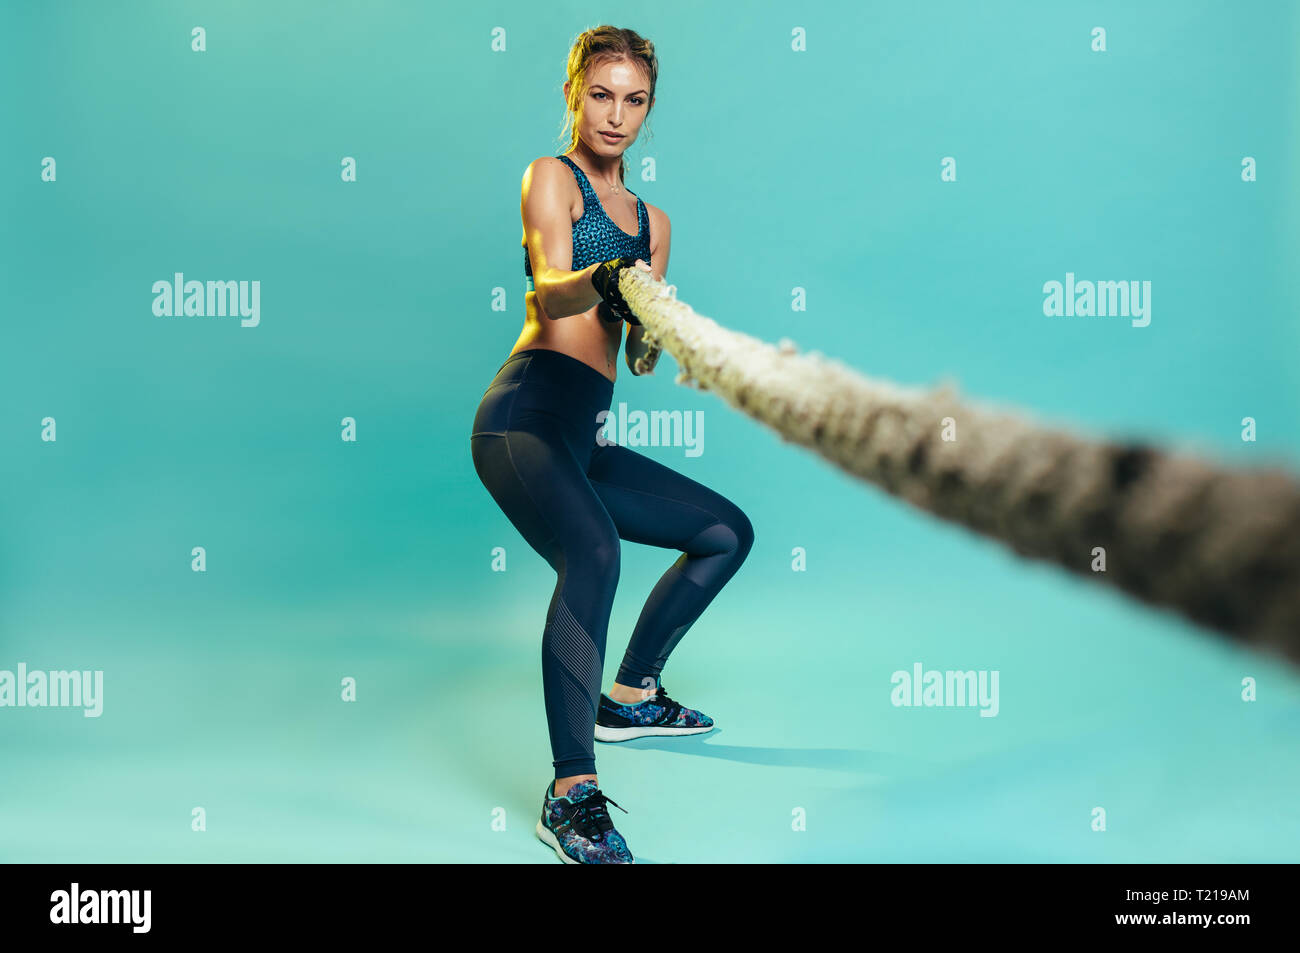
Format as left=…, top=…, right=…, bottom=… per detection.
left=470, top=348, right=754, bottom=779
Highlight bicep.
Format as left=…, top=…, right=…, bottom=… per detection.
left=521, top=158, right=575, bottom=277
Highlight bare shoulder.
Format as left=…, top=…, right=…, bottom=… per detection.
left=522, top=155, right=576, bottom=191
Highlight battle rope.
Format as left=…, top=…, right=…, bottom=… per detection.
left=620, top=266, right=1300, bottom=666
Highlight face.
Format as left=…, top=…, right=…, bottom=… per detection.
left=567, top=58, right=653, bottom=153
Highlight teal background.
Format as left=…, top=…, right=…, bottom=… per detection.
left=2, top=0, right=1298, bottom=863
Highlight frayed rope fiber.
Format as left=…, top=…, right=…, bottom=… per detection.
left=620, top=266, right=1300, bottom=666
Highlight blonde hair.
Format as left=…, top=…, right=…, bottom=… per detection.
left=558, top=26, right=658, bottom=185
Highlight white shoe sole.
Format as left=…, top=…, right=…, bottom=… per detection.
left=535, top=820, right=579, bottom=863
left=535, top=819, right=635, bottom=864
left=594, top=723, right=715, bottom=742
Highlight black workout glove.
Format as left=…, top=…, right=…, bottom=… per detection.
left=590, top=256, right=642, bottom=325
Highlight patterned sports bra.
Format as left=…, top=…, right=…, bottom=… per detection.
left=524, top=154, right=651, bottom=292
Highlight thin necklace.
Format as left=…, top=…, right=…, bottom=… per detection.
left=571, top=153, right=622, bottom=194
left=592, top=170, right=621, bottom=194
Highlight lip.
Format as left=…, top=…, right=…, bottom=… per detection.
left=599, top=131, right=625, bottom=140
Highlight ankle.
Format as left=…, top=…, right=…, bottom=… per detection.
left=608, top=681, right=657, bottom=705
left=553, top=774, right=598, bottom=799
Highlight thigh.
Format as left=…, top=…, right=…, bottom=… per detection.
left=472, top=426, right=618, bottom=566
left=586, top=442, right=744, bottom=550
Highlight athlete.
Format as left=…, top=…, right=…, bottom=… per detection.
left=469, top=27, right=754, bottom=864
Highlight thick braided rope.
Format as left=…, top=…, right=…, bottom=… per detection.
left=621, top=267, right=1300, bottom=666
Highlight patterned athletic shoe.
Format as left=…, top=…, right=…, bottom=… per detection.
left=594, top=685, right=715, bottom=742
left=535, top=779, right=635, bottom=864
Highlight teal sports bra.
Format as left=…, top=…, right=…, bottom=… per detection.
left=524, top=154, right=651, bottom=292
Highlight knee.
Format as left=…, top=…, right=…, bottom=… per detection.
left=731, top=509, right=755, bottom=562
left=687, top=505, right=754, bottom=566
left=575, top=531, right=621, bottom=582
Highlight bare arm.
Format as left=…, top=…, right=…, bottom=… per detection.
left=626, top=206, right=671, bottom=374
left=522, top=158, right=606, bottom=319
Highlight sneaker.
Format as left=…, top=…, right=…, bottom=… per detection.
left=595, top=685, right=715, bottom=742
left=535, top=779, right=635, bottom=864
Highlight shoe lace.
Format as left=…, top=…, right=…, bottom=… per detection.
left=561, top=790, right=628, bottom=842
left=654, top=686, right=682, bottom=724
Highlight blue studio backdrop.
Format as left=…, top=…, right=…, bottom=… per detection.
left=2, top=0, right=1298, bottom=863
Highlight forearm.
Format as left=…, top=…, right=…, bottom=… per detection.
left=536, top=263, right=605, bottom=319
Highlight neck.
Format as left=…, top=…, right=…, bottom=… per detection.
left=568, top=138, right=623, bottom=189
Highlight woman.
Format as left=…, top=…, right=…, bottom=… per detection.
left=469, top=26, right=754, bottom=865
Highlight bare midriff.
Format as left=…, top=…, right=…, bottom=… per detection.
left=510, top=286, right=622, bottom=385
